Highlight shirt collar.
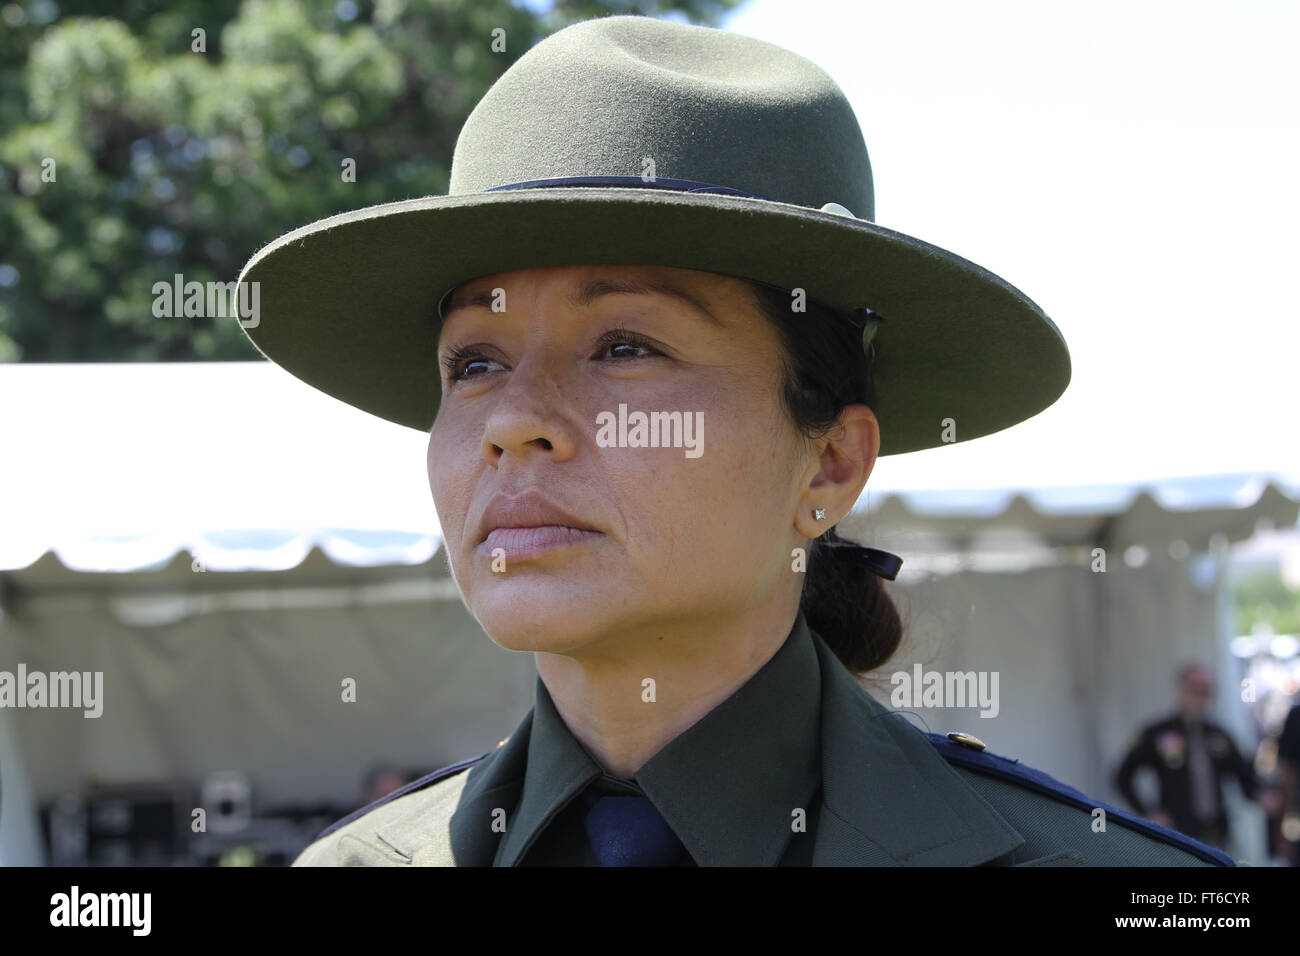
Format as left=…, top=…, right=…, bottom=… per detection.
left=431, top=614, right=1025, bottom=866
left=493, top=611, right=821, bottom=866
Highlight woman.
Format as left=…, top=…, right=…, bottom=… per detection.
left=238, top=15, right=1233, bottom=866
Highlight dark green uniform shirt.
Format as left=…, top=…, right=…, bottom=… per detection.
left=294, top=609, right=1234, bottom=866
left=498, top=612, right=823, bottom=865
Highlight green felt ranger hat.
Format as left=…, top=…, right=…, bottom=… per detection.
left=235, top=14, right=1070, bottom=456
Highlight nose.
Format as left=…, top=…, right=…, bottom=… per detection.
left=481, top=346, right=581, bottom=467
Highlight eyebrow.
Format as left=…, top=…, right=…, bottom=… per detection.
left=442, top=276, right=725, bottom=329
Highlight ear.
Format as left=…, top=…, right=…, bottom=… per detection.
left=793, top=404, right=879, bottom=538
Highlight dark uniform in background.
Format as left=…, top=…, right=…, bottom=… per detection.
left=294, top=613, right=1234, bottom=866
left=1114, top=714, right=1257, bottom=846
left=1114, top=664, right=1259, bottom=850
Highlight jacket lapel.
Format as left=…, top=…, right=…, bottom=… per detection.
left=809, top=633, right=1026, bottom=866
left=445, top=714, right=531, bottom=865
left=373, top=711, right=531, bottom=866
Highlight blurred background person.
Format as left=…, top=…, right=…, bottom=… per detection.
left=1114, top=662, right=1260, bottom=851
left=358, top=764, right=415, bottom=810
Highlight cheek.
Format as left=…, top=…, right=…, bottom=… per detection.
left=615, top=389, right=792, bottom=566
left=427, top=414, right=475, bottom=532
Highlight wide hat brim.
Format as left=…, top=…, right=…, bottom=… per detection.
left=234, top=185, right=1070, bottom=457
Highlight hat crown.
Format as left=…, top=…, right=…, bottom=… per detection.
left=449, top=15, right=874, bottom=219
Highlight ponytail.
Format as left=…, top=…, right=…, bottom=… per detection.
left=802, top=526, right=903, bottom=673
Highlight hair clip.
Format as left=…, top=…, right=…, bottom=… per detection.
left=820, top=543, right=903, bottom=580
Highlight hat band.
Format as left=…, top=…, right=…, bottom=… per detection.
left=437, top=176, right=774, bottom=321
left=443, top=175, right=884, bottom=353
left=484, top=175, right=777, bottom=201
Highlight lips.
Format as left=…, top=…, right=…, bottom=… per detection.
left=475, top=490, right=601, bottom=546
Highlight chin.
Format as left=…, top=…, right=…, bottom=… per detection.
left=469, top=589, right=607, bottom=654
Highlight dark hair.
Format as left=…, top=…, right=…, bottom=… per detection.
left=744, top=279, right=904, bottom=675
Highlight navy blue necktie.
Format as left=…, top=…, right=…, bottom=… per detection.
left=579, top=787, right=686, bottom=866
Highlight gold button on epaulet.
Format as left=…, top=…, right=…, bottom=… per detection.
left=946, top=731, right=987, bottom=752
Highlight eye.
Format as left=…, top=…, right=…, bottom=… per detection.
left=594, top=326, right=663, bottom=362
left=441, top=327, right=664, bottom=384
left=441, top=345, right=501, bottom=383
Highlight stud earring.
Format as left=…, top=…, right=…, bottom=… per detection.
left=814, top=508, right=825, bottom=521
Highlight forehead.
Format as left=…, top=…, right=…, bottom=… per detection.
left=440, top=264, right=748, bottom=328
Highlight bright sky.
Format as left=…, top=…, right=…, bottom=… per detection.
left=724, top=0, right=1300, bottom=489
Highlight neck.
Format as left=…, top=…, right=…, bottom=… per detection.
left=535, top=596, right=800, bottom=778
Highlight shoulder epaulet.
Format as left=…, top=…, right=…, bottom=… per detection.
left=314, top=752, right=492, bottom=842
left=921, top=731, right=1235, bottom=867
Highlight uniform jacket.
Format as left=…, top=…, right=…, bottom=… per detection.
left=1114, top=713, right=1258, bottom=835
left=295, top=621, right=1235, bottom=867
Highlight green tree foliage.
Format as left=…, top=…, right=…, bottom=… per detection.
left=0, top=0, right=742, bottom=362
left=1236, top=570, right=1300, bottom=637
